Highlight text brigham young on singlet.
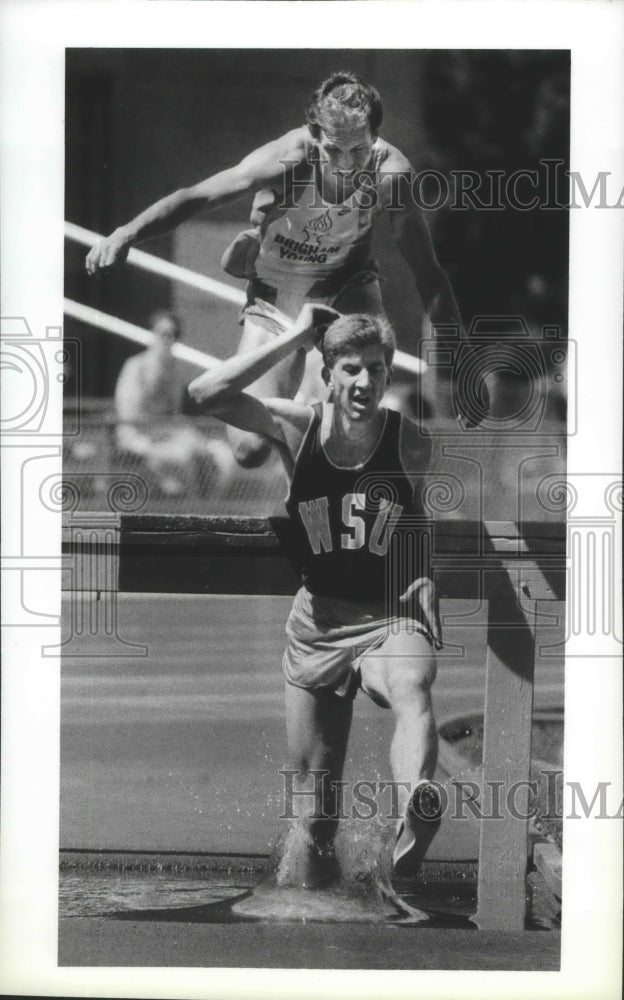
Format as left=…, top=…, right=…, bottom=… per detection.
left=274, top=231, right=341, bottom=265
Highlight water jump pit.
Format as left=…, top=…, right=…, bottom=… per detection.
left=60, top=819, right=558, bottom=930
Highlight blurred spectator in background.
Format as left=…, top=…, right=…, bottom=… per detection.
left=115, top=309, right=234, bottom=496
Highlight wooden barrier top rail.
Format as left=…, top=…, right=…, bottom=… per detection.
left=62, top=514, right=566, bottom=599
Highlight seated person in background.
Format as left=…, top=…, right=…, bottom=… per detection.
left=115, top=309, right=233, bottom=496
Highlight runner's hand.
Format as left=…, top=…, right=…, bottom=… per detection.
left=293, top=303, right=341, bottom=350
left=399, top=577, right=442, bottom=650
left=86, top=229, right=133, bottom=275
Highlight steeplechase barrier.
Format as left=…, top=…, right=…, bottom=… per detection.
left=64, top=222, right=427, bottom=377
left=60, top=512, right=565, bottom=930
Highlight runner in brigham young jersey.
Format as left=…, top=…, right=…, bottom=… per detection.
left=86, top=71, right=489, bottom=467
left=188, top=301, right=444, bottom=885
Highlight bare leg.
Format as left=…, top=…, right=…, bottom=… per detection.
left=359, top=627, right=440, bottom=872
left=283, top=680, right=353, bottom=854
left=389, top=674, right=438, bottom=792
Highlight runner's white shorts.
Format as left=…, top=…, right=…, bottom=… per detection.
left=283, top=586, right=431, bottom=699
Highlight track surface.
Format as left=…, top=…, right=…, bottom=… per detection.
left=59, top=594, right=562, bottom=970
left=61, top=594, right=564, bottom=855
left=59, top=917, right=560, bottom=969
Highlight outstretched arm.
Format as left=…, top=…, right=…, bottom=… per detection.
left=380, top=149, right=490, bottom=428
left=208, top=392, right=301, bottom=478
left=380, top=151, right=464, bottom=333
left=188, top=302, right=337, bottom=475
left=188, top=302, right=336, bottom=406
left=389, top=198, right=464, bottom=334
left=85, top=129, right=308, bottom=274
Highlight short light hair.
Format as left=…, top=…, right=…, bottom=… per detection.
left=306, top=71, right=383, bottom=139
left=148, top=309, right=181, bottom=341
left=321, top=314, right=395, bottom=369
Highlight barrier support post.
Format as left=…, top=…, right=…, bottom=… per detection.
left=475, top=583, right=538, bottom=930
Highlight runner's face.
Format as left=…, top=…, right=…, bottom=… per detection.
left=328, top=344, right=390, bottom=422
left=316, top=124, right=375, bottom=179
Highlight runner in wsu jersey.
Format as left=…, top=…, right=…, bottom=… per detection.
left=285, top=401, right=429, bottom=605
left=87, top=71, right=489, bottom=468
left=189, top=303, right=443, bottom=889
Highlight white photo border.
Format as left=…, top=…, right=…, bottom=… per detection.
left=1, top=1, right=622, bottom=997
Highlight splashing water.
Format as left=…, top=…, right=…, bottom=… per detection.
left=231, top=816, right=429, bottom=924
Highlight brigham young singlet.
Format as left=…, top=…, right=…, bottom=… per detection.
left=254, top=143, right=388, bottom=296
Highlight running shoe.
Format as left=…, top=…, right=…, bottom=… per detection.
left=393, top=779, right=443, bottom=876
